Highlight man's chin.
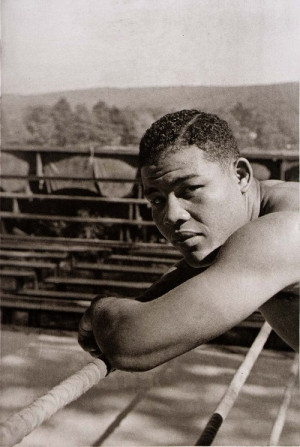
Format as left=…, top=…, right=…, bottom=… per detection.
left=182, top=251, right=209, bottom=268
left=183, top=247, right=220, bottom=268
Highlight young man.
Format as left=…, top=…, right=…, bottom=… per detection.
left=78, top=110, right=299, bottom=371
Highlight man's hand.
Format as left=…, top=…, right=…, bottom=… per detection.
left=78, top=297, right=103, bottom=359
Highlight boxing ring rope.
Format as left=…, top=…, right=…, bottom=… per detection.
left=268, top=354, right=299, bottom=446
left=0, top=358, right=109, bottom=447
left=0, top=321, right=292, bottom=447
left=195, top=321, right=272, bottom=446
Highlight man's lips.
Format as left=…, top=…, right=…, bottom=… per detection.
left=172, top=231, right=203, bottom=243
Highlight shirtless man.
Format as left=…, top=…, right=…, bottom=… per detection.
left=78, top=110, right=299, bottom=371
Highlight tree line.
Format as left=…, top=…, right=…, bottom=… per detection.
left=24, top=98, right=162, bottom=147
left=8, top=96, right=298, bottom=150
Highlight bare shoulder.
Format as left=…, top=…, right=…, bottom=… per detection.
left=215, top=211, right=300, bottom=289
left=227, top=211, right=299, bottom=255
left=260, top=180, right=299, bottom=213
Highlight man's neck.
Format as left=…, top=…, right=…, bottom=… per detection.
left=246, top=178, right=261, bottom=221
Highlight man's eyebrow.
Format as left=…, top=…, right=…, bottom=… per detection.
left=170, top=174, right=201, bottom=186
left=143, top=187, right=157, bottom=197
left=144, top=174, right=201, bottom=196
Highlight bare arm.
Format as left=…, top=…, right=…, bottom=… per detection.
left=89, top=212, right=300, bottom=371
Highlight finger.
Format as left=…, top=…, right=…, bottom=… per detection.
left=89, top=347, right=103, bottom=358
left=78, top=326, right=94, bottom=349
left=78, top=337, right=97, bottom=351
left=78, top=336, right=103, bottom=357
left=78, top=309, right=93, bottom=332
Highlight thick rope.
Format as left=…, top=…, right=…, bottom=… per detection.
left=268, top=354, right=299, bottom=446
left=0, top=358, right=108, bottom=447
left=195, top=321, right=272, bottom=445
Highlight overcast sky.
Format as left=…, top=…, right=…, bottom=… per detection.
left=2, top=0, right=299, bottom=95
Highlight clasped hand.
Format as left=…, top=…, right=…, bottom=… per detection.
left=78, top=296, right=105, bottom=359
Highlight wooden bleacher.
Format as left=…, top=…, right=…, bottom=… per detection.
left=0, top=235, right=265, bottom=333
left=3, top=145, right=294, bottom=333
left=0, top=234, right=175, bottom=327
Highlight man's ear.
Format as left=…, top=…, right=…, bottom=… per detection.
left=234, top=158, right=253, bottom=193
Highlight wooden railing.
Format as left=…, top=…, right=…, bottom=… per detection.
left=1, top=145, right=298, bottom=239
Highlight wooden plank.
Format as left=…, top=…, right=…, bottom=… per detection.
left=1, top=145, right=140, bottom=156
left=45, top=276, right=152, bottom=289
left=1, top=293, right=88, bottom=312
left=18, top=289, right=95, bottom=300
left=1, top=212, right=155, bottom=226
left=131, top=247, right=181, bottom=258
left=0, top=192, right=147, bottom=204
left=2, top=145, right=299, bottom=160
left=0, top=250, right=68, bottom=260
left=109, top=254, right=176, bottom=264
left=75, top=261, right=167, bottom=275
left=240, top=148, right=298, bottom=161
left=1, top=234, right=174, bottom=250
left=1, top=174, right=140, bottom=183
left=0, top=269, right=36, bottom=278
left=0, top=259, right=56, bottom=269
left=1, top=241, right=111, bottom=253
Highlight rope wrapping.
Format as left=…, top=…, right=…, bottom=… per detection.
left=0, top=359, right=108, bottom=447
left=195, top=413, right=223, bottom=446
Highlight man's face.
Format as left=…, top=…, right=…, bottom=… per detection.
left=141, top=145, right=248, bottom=267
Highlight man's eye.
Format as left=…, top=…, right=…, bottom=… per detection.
left=149, top=197, right=164, bottom=206
left=184, top=185, right=203, bottom=194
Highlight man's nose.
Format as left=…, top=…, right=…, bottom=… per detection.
left=163, top=194, right=191, bottom=225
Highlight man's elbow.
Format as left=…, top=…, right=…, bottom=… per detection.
left=107, top=354, right=152, bottom=372
left=91, top=300, right=152, bottom=371
left=92, top=298, right=169, bottom=372
left=103, top=342, right=161, bottom=372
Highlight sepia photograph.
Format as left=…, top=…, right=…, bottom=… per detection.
left=1, top=0, right=299, bottom=446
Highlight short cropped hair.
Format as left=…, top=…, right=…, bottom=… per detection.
left=139, top=109, right=240, bottom=167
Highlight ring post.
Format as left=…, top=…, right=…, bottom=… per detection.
left=195, top=322, right=272, bottom=446
left=268, top=354, right=299, bottom=446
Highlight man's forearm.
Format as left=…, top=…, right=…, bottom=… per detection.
left=90, top=296, right=193, bottom=371
left=89, top=213, right=300, bottom=371
left=89, top=262, right=205, bottom=371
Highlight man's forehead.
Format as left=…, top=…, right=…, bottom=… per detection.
left=141, top=163, right=200, bottom=183
left=141, top=163, right=213, bottom=199
left=141, top=147, right=220, bottom=182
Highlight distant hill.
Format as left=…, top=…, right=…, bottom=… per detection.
left=3, top=82, right=298, bottom=111
left=2, top=82, right=298, bottom=149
